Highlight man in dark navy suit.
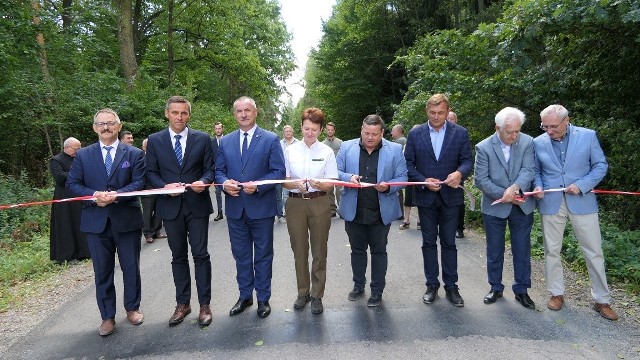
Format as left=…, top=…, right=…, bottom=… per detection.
left=67, top=108, right=146, bottom=336
left=404, top=93, right=473, bottom=307
left=215, top=96, right=285, bottom=318
left=146, top=96, right=215, bottom=327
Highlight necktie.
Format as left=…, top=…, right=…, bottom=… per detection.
left=174, top=135, right=183, bottom=166
left=241, top=132, right=248, bottom=161
left=104, top=146, right=113, bottom=176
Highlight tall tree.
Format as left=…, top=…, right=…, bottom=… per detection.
left=115, top=0, right=138, bottom=90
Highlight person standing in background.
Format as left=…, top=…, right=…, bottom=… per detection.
left=49, top=137, right=90, bottom=263
left=446, top=111, right=466, bottom=239
left=276, top=125, right=299, bottom=224
left=322, top=122, right=342, bottom=217
left=211, top=122, right=225, bottom=221
left=120, top=131, right=134, bottom=146
left=140, top=138, right=166, bottom=243
left=391, top=124, right=407, bottom=221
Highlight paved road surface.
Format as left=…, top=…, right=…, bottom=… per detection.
left=4, top=197, right=639, bottom=359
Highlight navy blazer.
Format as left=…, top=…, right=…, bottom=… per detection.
left=66, top=142, right=145, bottom=234
left=146, top=128, right=215, bottom=220
left=215, top=126, right=285, bottom=220
left=405, top=121, right=473, bottom=207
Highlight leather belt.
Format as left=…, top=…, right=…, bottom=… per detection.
left=288, top=191, right=327, bottom=199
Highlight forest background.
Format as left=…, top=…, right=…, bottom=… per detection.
left=0, top=0, right=639, bottom=309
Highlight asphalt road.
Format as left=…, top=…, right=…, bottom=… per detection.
left=4, top=197, right=639, bottom=359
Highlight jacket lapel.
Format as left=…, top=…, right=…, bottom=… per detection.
left=241, top=127, right=262, bottom=170
left=491, top=134, right=509, bottom=172
left=109, top=143, right=127, bottom=180
left=419, top=125, right=437, bottom=162
left=563, top=125, right=579, bottom=168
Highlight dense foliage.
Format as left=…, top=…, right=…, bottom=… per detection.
left=0, top=0, right=294, bottom=185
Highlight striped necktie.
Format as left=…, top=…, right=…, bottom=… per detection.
left=174, top=135, right=183, bottom=166
left=104, top=146, right=113, bottom=176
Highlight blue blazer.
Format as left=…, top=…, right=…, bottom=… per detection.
left=533, top=124, right=608, bottom=215
left=66, top=142, right=145, bottom=234
left=475, top=132, right=536, bottom=217
left=146, top=128, right=215, bottom=220
left=215, top=127, right=285, bottom=220
left=337, top=138, right=408, bottom=225
left=405, top=122, right=473, bottom=207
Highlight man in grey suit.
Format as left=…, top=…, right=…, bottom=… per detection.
left=534, top=104, right=617, bottom=321
left=474, top=107, right=536, bottom=310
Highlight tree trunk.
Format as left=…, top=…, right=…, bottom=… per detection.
left=115, top=0, right=138, bottom=91
left=61, top=0, right=73, bottom=29
left=478, top=0, right=485, bottom=13
left=32, top=1, right=50, bottom=83
left=167, top=0, right=175, bottom=85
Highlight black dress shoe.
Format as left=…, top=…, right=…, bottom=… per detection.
left=367, top=294, right=382, bottom=308
left=515, top=293, right=536, bottom=309
left=483, top=290, right=503, bottom=304
left=422, top=287, right=438, bottom=304
left=445, top=288, right=464, bottom=307
left=348, top=287, right=364, bottom=301
left=214, top=212, right=224, bottom=221
left=456, top=230, right=465, bottom=238
left=229, top=298, right=253, bottom=316
left=257, top=301, right=271, bottom=318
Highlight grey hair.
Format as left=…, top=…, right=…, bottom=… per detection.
left=233, top=96, right=257, bottom=109
left=495, top=107, right=525, bottom=128
left=63, top=137, right=80, bottom=148
left=93, top=108, right=120, bottom=124
left=540, top=104, right=569, bottom=120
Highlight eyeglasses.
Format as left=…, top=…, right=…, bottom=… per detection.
left=94, top=121, right=118, bottom=127
left=540, top=116, right=567, bottom=130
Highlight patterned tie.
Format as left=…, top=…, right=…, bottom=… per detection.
left=174, top=134, right=183, bottom=166
left=104, top=146, right=113, bottom=176
left=241, top=132, right=248, bottom=162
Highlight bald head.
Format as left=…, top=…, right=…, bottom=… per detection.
left=63, top=137, right=81, bottom=157
left=447, top=111, right=458, bottom=124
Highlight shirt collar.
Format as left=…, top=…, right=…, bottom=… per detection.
left=169, top=128, right=188, bottom=138
left=99, top=139, right=120, bottom=149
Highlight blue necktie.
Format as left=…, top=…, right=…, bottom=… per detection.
left=104, top=146, right=113, bottom=176
left=174, top=135, right=183, bottom=166
left=241, top=132, right=248, bottom=161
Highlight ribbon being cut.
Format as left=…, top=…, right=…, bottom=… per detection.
left=1, top=178, right=478, bottom=211
left=490, top=187, right=640, bottom=205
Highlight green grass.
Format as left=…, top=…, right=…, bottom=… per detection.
left=0, top=234, right=66, bottom=312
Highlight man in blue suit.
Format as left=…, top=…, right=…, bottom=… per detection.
left=337, top=115, right=407, bottom=308
left=67, top=108, right=145, bottom=336
left=215, top=96, right=285, bottom=318
left=404, top=93, right=473, bottom=307
left=475, top=107, right=536, bottom=309
left=146, top=96, right=215, bottom=327
left=211, top=121, right=224, bottom=221
left=534, top=104, right=618, bottom=321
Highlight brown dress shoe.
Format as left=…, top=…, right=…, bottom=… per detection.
left=99, top=319, right=115, bottom=336
left=594, top=303, right=619, bottom=321
left=127, top=310, right=144, bottom=325
left=547, top=295, right=564, bottom=311
left=198, top=305, right=212, bottom=326
left=145, top=236, right=154, bottom=243
left=169, top=304, right=191, bottom=326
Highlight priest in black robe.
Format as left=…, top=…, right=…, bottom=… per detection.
left=49, top=137, right=90, bottom=263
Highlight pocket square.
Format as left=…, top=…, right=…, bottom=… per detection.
left=121, top=161, right=131, bottom=169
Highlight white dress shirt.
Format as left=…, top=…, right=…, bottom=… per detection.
left=285, top=140, right=338, bottom=193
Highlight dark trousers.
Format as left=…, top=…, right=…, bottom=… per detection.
left=344, top=221, right=391, bottom=295
left=86, top=220, right=141, bottom=320
left=483, top=206, right=533, bottom=294
left=275, top=183, right=284, bottom=217
left=214, top=186, right=223, bottom=212
left=227, top=213, right=274, bottom=302
left=417, top=195, right=460, bottom=290
left=141, top=195, right=162, bottom=237
left=457, top=206, right=465, bottom=231
left=164, top=201, right=211, bottom=305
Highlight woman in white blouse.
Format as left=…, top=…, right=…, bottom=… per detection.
left=283, top=108, right=338, bottom=315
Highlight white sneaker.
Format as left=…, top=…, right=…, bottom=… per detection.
left=278, top=217, right=287, bottom=224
